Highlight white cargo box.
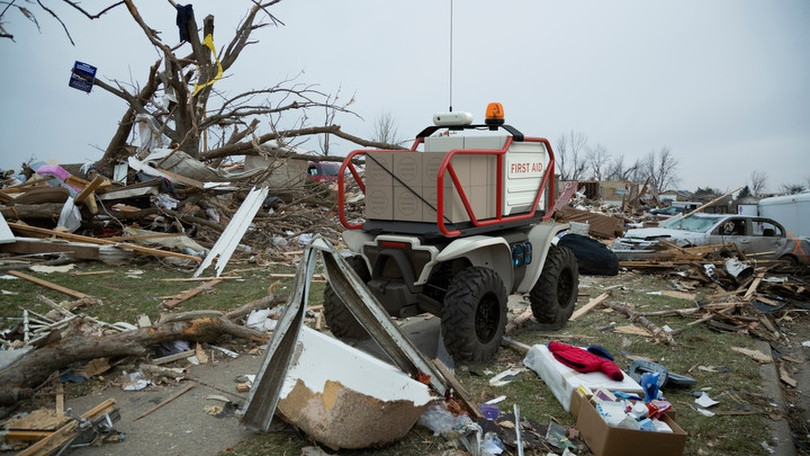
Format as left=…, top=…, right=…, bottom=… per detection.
left=422, top=135, right=547, bottom=217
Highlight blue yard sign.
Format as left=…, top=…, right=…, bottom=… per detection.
left=69, top=61, right=97, bottom=93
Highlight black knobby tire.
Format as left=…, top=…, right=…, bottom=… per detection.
left=557, top=233, right=619, bottom=276
left=529, top=245, right=580, bottom=329
left=441, top=267, right=507, bottom=364
left=323, top=256, right=370, bottom=340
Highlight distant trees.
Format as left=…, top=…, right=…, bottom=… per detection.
left=780, top=183, right=806, bottom=195
left=370, top=111, right=406, bottom=146
left=554, top=132, right=680, bottom=194
left=644, top=147, right=680, bottom=194
left=605, top=155, right=645, bottom=182
left=749, top=171, right=768, bottom=196
left=693, top=186, right=720, bottom=201
left=555, top=131, right=587, bottom=181
left=584, top=143, right=610, bottom=181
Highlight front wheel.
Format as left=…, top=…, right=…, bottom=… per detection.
left=441, top=267, right=507, bottom=364
left=529, top=245, right=579, bottom=329
left=323, top=256, right=370, bottom=340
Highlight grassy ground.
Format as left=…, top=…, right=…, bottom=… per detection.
left=0, top=259, right=785, bottom=456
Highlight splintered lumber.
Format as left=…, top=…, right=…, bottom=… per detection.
left=501, top=336, right=532, bottom=355
left=6, top=270, right=88, bottom=300
left=680, top=187, right=742, bottom=219
left=134, top=382, right=196, bottom=421
left=0, top=316, right=267, bottom=405
left=152, top=350, right=196, bottom=365
left=569, top=291, right=612, bottom=321
left=658, top=290, right=697, bottom=301
left=162, top=278, right=223, bottom=309
left=779, top=367, right=798, bottom=388
left=0, top=238, right=101, bottom=259
left=743, top=272, right=765, bottom=301
left=731, top=346, right=773, bottom=364
left=74, top=175, right=105, bottom=214
left=8, top=222, right=201, bottom=263
left=17, top=399, right=117, bottom=456
left=614, top=325, right=655, bottom=337
left=605, top=302, right=677, bottom=346
left=619, top=260, right=679, bottom=269
left=432, top=359, right=485, bottom=420
left=687, top=302, right=741, bottom=326
left=505, top=306, right=534, bottom=333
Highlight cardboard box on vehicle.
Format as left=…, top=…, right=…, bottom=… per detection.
left=392, top=152, right=423, bottom=188
left=571, top=391, right=687, bottom=456
left=365, top=152, right=394, bottom=187
left=392, top=186, right=422, bottom=222
left=421, top=185, right=469, bottom=224
left=365, top=184, right=393, bottom=220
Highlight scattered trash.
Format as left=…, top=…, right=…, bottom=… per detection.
left=488, top=366, right=528, bottom=387
left=694, top=392, right=719, bottom=408
left=122, top=371, right=152, bottom=391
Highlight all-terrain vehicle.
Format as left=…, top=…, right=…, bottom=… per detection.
left=325, top=103, right=580, bottom=363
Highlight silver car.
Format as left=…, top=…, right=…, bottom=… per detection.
left=613, top=213, right=809, bottom=265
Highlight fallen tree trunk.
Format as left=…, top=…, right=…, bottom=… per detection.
left=0, top=315, right=268, bottom=406
left=1, top=203, right=63, bottom=220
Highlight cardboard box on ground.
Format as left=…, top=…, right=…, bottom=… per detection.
left=522, top=344, right=686, bottom=456
left=570, top=390, right=688, bottom=456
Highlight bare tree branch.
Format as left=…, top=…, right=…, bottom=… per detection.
left=61, top=0, right=124, bottom=19
left=35, top=0, right=74, bottom=44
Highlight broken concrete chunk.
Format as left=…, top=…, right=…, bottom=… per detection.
left=276, top=326, right=435, bottom=450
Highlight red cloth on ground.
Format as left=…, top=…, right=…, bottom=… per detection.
left=548, top=341, right=624, bottom=381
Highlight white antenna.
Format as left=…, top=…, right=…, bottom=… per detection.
left=449, top=0, right=454, bottom=112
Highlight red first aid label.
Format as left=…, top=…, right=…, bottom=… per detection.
left=507, top=160, right=544, bottom=178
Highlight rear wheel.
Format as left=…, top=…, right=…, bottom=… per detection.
left=323, top=256, right=370, bottom=340
left=441, top=267, right=507, bottom=363
left=529, top=245, right=579, bottom=329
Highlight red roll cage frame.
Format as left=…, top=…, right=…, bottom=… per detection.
left=337, top=128, right=557, bottom=238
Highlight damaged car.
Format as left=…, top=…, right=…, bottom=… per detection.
left=612, top=213, right=809, bottom=265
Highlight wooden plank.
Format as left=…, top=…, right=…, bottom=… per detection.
left=17, top=399, right=116, bottom=456
left=55, top=383, right=64, bottom=415
left=3, top=430, right=54, bottom=442
left=743, top=272, right=765, bottom=301
left=501, top=336, right=531, bottom=355
left=161, top=276, right=241, bottom=282
left=680, top=187, right=742, bottom=219
left=0, top=238, right=100, bottom=260
left=73, top=176, right=105, bottom=204
left=505, top=306, right=534, bottom=334
left=432, top=359, right=485, bottom=420
left=267, top=273, right=326, bottom=282
left=660, top=290, right=696, bottom=301
left=779, top=367, right=798, bottom=388
left=71, top=270, right=113, bottom=276
left=613, top=324, right=655, bottom=337
left=569, top=291, right=612, bottom=321
left=134, top=382, right=196, bottom=421
left=7, top=270, right=88, bottom=299
left=152, top=350, right=196, bottom=365
left=163, top=279, right=224, bottom=309
left=731, top=346, right=773, bottom=364
left=153, top=166, right=205, bottom=189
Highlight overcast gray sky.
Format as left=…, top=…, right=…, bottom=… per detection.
left=1, top=0, right=808, bottom=194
